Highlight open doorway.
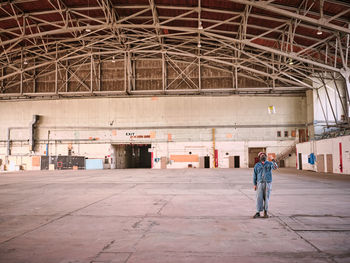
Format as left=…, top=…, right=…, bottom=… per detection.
left=234, top=156, right=240, bottom=168
left=204, top=156, right=210, bottom=168
left=229, top=156, right=240, bottom=168
left=298, top=153, right=303, bottom=170
left=112, top=144, right=152, bottom=169
left=248, top=147, right=266, bottom=168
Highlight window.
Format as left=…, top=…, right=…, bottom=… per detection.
left=284, top=131, right=289, bottom=137
left=277, top=131, right=281, bottom=137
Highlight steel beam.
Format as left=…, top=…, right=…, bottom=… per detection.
left=228, top=0, right=350, bottom=35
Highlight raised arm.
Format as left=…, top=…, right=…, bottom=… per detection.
left=271, top=159, right=278, bottom=170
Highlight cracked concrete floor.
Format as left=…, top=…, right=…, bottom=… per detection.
left=0, top=168, right=349, bottom=263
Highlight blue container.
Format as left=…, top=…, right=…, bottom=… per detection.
left=85, top=159, right=104, bottom=170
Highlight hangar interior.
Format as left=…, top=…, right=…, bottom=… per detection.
left=1, top=1, right=350, bottom=263
left=0, top=0, right=349, bottom=173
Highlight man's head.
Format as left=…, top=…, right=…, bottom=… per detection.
left=258, top=152, right=267, bottom=162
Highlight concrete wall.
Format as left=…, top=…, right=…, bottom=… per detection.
left=296, top=135, right=350, bottom=174
left=152, top=140, right=296, bottom=169
left=0, top=95, right=305, bottom=169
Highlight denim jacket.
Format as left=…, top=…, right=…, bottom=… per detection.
left=253, top=161, right=278, bottom=185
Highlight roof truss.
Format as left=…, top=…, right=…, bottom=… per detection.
left=0, top=0, right=349, bottom=99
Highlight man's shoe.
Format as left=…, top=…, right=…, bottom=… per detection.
left=253, top=212, right=260, bottom=218
left=263, top=210, right=269, bottom=218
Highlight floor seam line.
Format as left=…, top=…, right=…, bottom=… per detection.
left=0, top=184, right=138, bottom=245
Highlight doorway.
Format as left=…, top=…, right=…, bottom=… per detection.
left=248, top=148, right=265, bottom=168
left=112, top=144, right=152, bottom=168
left=298, top=153, right=303, bottom=170
left=204, top=156, right=210, bottom=168
left=161, top=157, right=167, bottom=169
left=234, top=156, right=240, bottom=168
left=317, top=154, right=325, bottom=172
left=299, top=129, right=307, bottom=143
left=228, top=156, right=240, bottom=168
left=326, top=154, right=333, bottom=173
left=279, top=160, right=285, bottom=168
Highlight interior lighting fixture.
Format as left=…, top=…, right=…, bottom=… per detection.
left=317, top=26, right=323, bottom=35
left=198, top=21, right=203, bottom=30
left=23, top=59, right=28, bottom=65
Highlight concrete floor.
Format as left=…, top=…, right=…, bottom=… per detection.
left=0, top=168, right=349, bottom=263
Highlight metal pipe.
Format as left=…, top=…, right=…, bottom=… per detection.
left=212, top=128, right=215, bottom=168
left=7, top=128, right=10, bottom=156
left=6, top=127, right=27, bottom=156
left=37, top=123, right=308, bottom=130
left=29, top=115, right=39, bottom=152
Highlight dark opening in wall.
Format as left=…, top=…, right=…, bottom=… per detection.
left=113, top=144, right=152, bottom=169
left=204, top=156, right=210, bottom=168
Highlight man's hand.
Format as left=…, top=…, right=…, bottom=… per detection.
left=254, top=185, right=257, bottom=191
left=272, top=159, right=278, bottom=169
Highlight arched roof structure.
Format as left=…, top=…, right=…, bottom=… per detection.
left=0, top=0, right=349, bottom=99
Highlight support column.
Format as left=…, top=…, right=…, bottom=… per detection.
left=66, top=60, right=69, bottom=92
left=1, top=67, right=4, bottom=93
left=55, top=43, right=58, bottom=94
left=127, top=51, right=133, bottom=93
left=212, top=128, right=216, bottom=168
left=55, top=61, right=58, bottom=94
left=235, top=66, right=238, bottom=90
left=340, top=68, right=350, bottom=118
left=198, top=56, right=201, bottom=91
left=33, top=58, right=36, bottom=93
left=20, top=48, right=23, bottom=95
left=90, top=53, right=93, bottom=93
left=162, top=52, right=167, bottom=91
left=124, top=52, right=127, bottom=93
left=132, top=56, right=136, bottom=91
left=98, top=54, right=101, bottom=91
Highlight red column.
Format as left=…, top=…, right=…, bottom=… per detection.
left=339, top=142, right=343, bottom=173
left=151, top=152, right=153, bottom=169
left=214, top=149, right=218, bottom=168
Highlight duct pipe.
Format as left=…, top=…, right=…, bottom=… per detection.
left=6, top=127, right=27, bottom=156
left=29, top=115, right=39, bottom=152
left=7, top=128, right=10, bottom=156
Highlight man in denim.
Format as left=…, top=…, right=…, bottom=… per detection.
left=253, top=152, right=278, bottom=218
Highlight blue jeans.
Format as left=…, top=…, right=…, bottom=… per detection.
left=256, top=181, right=272, bottom=212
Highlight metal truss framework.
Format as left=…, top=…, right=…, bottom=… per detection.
left=0, top=0, right=349, bottom=100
